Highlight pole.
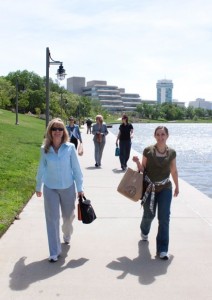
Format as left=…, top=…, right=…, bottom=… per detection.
left=46, top=47, right=50, bottom=127
left=15, top=79, right=19, bottom=125
left=61, top=93, right=63, bottom=119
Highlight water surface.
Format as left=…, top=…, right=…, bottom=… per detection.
left=110, top=123, right=212, bottom=199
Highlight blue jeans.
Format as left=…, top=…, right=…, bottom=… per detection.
left=119, top=140, right=131, bottom=168
left=140, top=188, right=172, bottom=253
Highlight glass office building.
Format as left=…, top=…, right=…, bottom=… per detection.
left=156, top=79, right=173, bottom=104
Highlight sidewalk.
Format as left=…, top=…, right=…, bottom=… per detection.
left=1, top=126, right=212, bottom=300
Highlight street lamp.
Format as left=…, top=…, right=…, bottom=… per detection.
left=15, top=79, right=19, bottom=125
left=15, top=79, right=25, bottom=125
left=46, top=47, right=66, bottom=127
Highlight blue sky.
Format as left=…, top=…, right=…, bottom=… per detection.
left=0, top=0, right=212, bottom=104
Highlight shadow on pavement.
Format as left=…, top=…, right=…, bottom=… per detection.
left=112, top=168, right=125, bottom=174
left=106, top=240, right=173, bottom=285
left=9, top=243, right=89, bottom=290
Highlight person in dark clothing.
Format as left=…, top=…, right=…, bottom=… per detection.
left=86, top=118, right=92, bottom=134
left=116, top=114, right=134, bottom=170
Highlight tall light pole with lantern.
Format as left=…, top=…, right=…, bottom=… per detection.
left=45, top=47, right=66, bottom=127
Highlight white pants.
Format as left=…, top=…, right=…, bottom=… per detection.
left=43, top=184, right=76, bottom=257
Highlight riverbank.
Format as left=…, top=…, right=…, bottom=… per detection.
left=1, top=125, right=212, bottom=300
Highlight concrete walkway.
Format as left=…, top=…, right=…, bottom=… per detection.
left=1, top=126, right=212, bottom=300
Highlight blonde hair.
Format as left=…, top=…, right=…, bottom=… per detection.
left=95, top=114, right=103, bottom=123
left=43, top=118, right=69, bottom=153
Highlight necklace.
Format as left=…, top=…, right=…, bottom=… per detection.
left=155, top=145, right=167, bottom=155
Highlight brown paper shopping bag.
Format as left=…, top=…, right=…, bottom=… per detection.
left=117, top=168, right=143, bottom=201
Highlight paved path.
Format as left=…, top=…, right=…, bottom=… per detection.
left=1, top=126, right=212, bottom=300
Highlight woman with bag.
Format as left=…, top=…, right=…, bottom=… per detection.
left=36, top=118, right=84, bottom=262
left=132, top=126, right=179, bottom=260
left=92, top=114, right=108, bottom=167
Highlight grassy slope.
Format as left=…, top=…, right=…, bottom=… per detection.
left=0, top=110, right=45, bottom=237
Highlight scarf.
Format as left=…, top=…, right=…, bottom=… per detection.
left=141, top=175, right=170, bottom=214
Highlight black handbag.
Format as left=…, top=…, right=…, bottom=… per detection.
left=78, top=195, right=97, bottom=224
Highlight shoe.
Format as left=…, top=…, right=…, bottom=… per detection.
left=121, top=165, right=126, bottom=171
left=48, top=255, right=59, bottom=262
left=141, top=232, right=148, bottom=241
left=159, top=252, right=169, bottom=260
left=95, top=163, right=99, bottom=167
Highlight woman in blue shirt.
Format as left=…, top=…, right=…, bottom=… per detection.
left=66, top=116, right=82, bottom=150
left=36, top=118, right=84, bottom=262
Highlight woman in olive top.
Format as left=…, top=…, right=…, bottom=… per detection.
left=133, top=126, right=179, bottom=260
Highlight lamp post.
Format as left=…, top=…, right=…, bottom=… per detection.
left=15, top=79, right=25, bottom=125
left=15, top=79, right=19, bottom=125
left=46, top=47, right=66, bottom=127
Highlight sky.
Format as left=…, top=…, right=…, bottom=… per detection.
left=0, top=0, right=212, bottom=105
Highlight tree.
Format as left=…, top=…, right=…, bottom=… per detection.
left=0, top=77, right=15, bottom=109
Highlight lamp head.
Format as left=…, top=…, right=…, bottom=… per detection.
left=56, top=63, right=66, bottom=80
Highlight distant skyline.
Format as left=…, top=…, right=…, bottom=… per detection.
left=0, top=0, right=212, bottom=105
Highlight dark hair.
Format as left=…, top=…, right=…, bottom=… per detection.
left=122, top=114, right=128, bottom=123
left=154, top=126, right=169, bottom=136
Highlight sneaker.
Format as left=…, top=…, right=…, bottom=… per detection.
left=159, top=252, right=169, bottom=260
left=48, top=255, right=59, bottom=262
left=141, top=232, right=148, bottom=241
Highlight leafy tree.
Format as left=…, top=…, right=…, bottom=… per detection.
left=0, top=77, right=15, bottom=109
left=186, top=106, right=195, bottom=119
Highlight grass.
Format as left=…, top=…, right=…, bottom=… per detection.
left=0, top=109, right=45, bottom=237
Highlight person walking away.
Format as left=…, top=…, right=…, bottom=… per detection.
left=92, top=114, right=108, bottom=167
left=66, top=116, right=82, bottom=150
left=36, top=118, right=84, bottom=262
left=132, top=126, right=179, bottom=260
left=86, top=118, right=92, bottom=134
left=116, top=114, right=133, bottom=170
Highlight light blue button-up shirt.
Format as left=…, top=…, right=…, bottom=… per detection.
left=36, top=142, right=83, bottom=192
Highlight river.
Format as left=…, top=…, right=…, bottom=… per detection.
left=109, top=123, right=212, bottom=199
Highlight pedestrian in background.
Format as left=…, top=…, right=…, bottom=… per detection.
left=132, top=126, right=179, bottom=260
left=36, top=118, right=84, bottom=262
left=92, top=114, right=108, bottom=167
left=66, top=116, right=82, bottom=149
left=116, top=114, right=133, bottom=170
left=86, top=118, right=93, bottom=134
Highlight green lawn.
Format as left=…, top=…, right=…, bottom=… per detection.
left=0, top=109, right=45, bottom=237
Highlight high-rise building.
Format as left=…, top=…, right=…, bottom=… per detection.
left=156, top=79, right=173, bottom=104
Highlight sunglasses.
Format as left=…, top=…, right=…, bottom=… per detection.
left=51, top=127, right=64, bottom=131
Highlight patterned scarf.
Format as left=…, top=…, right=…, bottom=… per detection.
left=141, top=175, right=170, bottom=214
